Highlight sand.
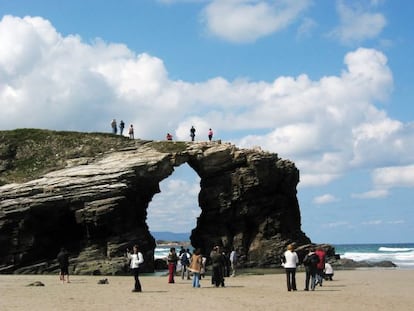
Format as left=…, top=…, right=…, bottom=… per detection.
left=0, top=269, right=413, bottom=311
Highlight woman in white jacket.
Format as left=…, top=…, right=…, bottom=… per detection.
left=283, top=243, right=299, bottom=291
left=127, top=245, right=144, bottom=292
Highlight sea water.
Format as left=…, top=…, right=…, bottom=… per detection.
left=334, top=243, right=414, bottom=269
left=155, top=243, right=414, bottom=269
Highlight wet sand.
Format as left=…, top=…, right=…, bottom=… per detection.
left=0, top=269, right=413, bottom=311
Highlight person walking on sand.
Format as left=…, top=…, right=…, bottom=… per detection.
left=230, top=247, right=237, bottom=277
left=128, top=124, right=134, bottom=139
left=167, top=247, right=178, bottom=283
left=208, top=128, right=213, bottom=141
left=57, top=247, right=70, bottom=283
left=180, top=248, right=191, bottom=280
left=126, top=245, right=144, bottom=292
left=190, top=126, right=196, bottom=141
left=188, top=248, right=203, bottom=288
left=303, top=247, right=319, bottom=291
left=315, top=246, right=326, bottom=286
left=283, top=243, right=299, bottom=291
left=210, top=245, right=225, bottom=287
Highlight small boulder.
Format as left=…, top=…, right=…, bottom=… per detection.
left=97, top=278, right=109, bottom=284
left=27, top=281, right=45, bottom=287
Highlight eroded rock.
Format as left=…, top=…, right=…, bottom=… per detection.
left=0, top=139, right=311, bottom=274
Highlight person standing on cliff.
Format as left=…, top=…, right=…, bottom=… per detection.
left=111, top=119, right=117, bottom=134
left=126, top=245, right=144, bottom=292
left=128, top=124, right=134, bottom=139
left=119, top=120, right=125, bottom=136
left=283, top=243, right=298, bottom=291
left=190, top=126, right=196, bottom=141
left=167, top=247, right=178, bottom=283
left=208, top=128, right=213, bottom=141
left=57, top=247, right=70, bottom=283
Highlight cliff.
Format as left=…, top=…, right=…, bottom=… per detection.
left=0, top=129, right=311, bottom=274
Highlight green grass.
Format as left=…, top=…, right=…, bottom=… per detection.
left=148, top=141, right=188, bottom=153
left=0, top=129, right=137, bottom=185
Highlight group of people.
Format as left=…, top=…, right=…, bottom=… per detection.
left=57, top=243, right=332, bottom=294
left=165, top=126, right=214, bottom=142
left=110, top=119, right=134, bottom=139
left=166, top=246, right=204, bottom=288
left=165, top=245, right=237, bottom=289
left=189, top=126, right=214, bottom=142
left=111, top=121, right=216, bottom=142
left=282, top=244, right=334, bottom=292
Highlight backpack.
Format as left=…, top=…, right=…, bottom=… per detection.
left=303, top=253, right=319, bottom=266
left=310, top=254, right=320, bottom=265
left=181, top=252, right=189, bottom=266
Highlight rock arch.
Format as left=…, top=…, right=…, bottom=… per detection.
left=0, top=140, right=310, bottom=274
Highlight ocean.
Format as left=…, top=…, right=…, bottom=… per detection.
left=155, top=243, right=414, bottom=269
left=334, top=243, right=414, bottom=269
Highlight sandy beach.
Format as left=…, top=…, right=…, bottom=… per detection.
left=1, top=269, right=413, bottom=311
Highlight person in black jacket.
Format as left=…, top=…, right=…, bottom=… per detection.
left=190, top=126, right=196, bottom=141
left=210, top=246, right=226, bottom=287
left=57, top=247, right=70, bottom=283
left=303, top=247, right=319, bottom=291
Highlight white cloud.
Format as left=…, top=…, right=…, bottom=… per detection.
left=313, top=194, right=339, bottom=204
left=330, top=0, right=387, bottom=45
left=372, top=165, right=414, bottom=189
left=297, top=17, right=317, bottom=38
left=1, top=15, right=413, bottom=192
left=387, top=220, right=404, bottom=225
left=361, top=220, right=383, bottom=225
left=148, top=176, right=201, bottom=232
left=323, top=221, right=350, bottom=228
left=351, top=189, right=389, bottom=199
left=352, top=164, right=414, bottom=198
left=201, top=0, right=311, bottom=43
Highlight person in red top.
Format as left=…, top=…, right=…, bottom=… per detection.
left=314, top=246, right=326, bottom=286
left=166, top=133, right=173, bottom=140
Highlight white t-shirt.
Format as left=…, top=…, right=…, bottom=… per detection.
left=129, top=252, right=144, bottom=269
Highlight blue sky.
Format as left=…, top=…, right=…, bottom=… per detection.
left=1, top=0, right=413, bottom=244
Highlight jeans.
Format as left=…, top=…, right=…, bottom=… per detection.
left=316, top=268, right=324, bottom=285
left=305, top=268, right=317, bottom=290
left=192, top=272, right=200, bottom=287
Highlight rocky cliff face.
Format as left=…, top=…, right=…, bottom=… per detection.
left=0, top=134, right=311, bottom=274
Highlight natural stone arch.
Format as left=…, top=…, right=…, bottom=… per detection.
left=0, top=140, right=311, bottom=274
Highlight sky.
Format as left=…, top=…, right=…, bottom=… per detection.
left=1, top=0, right=413, bottom=244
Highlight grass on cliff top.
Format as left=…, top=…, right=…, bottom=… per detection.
left=0, top=128, right=138, bottom=185
left=147, top=140, right=188, bottom=154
